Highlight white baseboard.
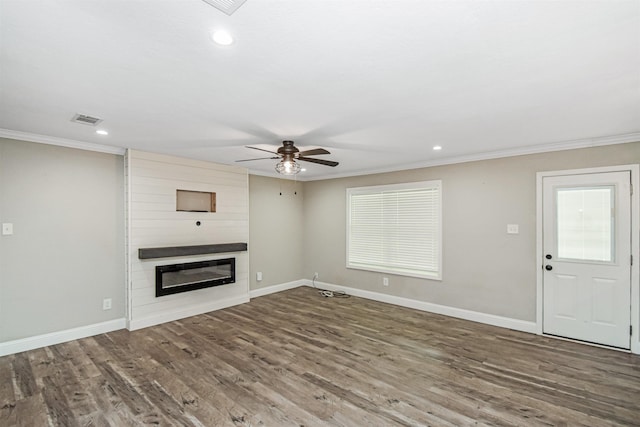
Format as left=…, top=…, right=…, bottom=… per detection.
left=249, top=280, right=305, bottom=299
left=128, top=295, right=250, bottom=331
left=0, top=318, right=126, bottom=357
left=0, top=281, right=538, bottom=357
left=302, top=280, right=537, bottom=334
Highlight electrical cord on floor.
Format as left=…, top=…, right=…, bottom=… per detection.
left=311, top=276, right=350, bottom=298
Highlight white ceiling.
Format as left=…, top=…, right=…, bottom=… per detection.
left=1, top=0, right=639, bottom=180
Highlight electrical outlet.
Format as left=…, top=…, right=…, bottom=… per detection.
left=383, top=277, right=389, bottom=286
left=313, top=272, right=319, bottom=280
left=102, top=298, right=112, bottom=310
left=2, top=223, right=13, bottom=235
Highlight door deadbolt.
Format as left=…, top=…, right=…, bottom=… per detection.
left=545, top=254, right=552, bottom=259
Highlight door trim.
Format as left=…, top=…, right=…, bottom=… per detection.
left=536, top=164, right=640, bottom=354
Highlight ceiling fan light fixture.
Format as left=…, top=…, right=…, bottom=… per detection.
left=275, top=159, right=301, bottom=175
left=238, top=140, right=338, bottom=173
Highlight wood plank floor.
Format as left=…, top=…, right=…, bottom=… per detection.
left=1, top=287, right=639, bottom=426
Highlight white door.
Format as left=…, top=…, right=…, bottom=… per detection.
left=542, top=171, right=631, bottom=349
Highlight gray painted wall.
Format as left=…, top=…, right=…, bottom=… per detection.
left=0, top=138, right=125, bottom=342
left=1, top=138, right=637, bottom=344
left=249, top=175, right=304, bottom=290
left=302, top=142, right=640, bottom=322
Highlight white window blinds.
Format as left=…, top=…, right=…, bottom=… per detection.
left=347, top=180, right=442, bottom=280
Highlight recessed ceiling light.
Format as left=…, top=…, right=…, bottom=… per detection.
left=211, top=30, right=234, bottom=46
left=96, top=129, right=109, bottom=136
left=301, top=168, right=307, bottom=172
left=433, top=145, right=442, bottom=151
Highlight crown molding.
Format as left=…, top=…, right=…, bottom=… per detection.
left=2, top=128, right=637, bottom=180
left=0, top=128, right=126, bottom=155
left=298, top=132, right=640, bottom=182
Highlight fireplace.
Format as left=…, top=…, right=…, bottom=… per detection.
left=156, top=258, right=235, bottom=297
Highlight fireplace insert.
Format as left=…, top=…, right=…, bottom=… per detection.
left=155, top=258, right=235, bottom=297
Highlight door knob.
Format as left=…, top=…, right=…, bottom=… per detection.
left=545, top=265, right=553, bottom=271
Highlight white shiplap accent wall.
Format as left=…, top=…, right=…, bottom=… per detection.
left=127, top=150, right=249, bottom=330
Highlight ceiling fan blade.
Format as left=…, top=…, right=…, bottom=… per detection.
left=298, top=156, right=339, bottom=167
left=297, top=148, right=331, bottom=156
left=235, top=157, right=280, bottom=162
left=246, top=146, right=280, bottom=155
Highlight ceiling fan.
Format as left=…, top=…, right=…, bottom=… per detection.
left=236, top=140, right=339, bottom=175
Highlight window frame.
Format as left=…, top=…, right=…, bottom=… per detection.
left=346, top=180, right=442, bottom=280
left=555, top=185, right=616, bottom=264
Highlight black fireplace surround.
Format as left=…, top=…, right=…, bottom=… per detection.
left=156, top=258, right=235, bottom=297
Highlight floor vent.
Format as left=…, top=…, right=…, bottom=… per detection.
left=201, top=0, right=248, bottom=15
left=71, top=113, right=103, bottom=126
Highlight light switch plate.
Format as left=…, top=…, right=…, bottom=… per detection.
left=507, top=224, right=519, bottom=234
left=2, top=223, right=13, bottom=235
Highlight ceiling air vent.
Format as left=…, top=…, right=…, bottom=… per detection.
left=71, top=113, right=103, bottom=126
left=201, top=0, right=248, bottom=15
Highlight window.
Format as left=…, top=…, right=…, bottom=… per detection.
left=556, top=186, right=614, bottom=262
left=347, top=180, right=442, bottom=280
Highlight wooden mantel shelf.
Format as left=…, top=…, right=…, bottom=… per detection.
left=138, top=243, right=248, bottom=259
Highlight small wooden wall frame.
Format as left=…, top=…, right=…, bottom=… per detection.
left=176, top=189, right=216, bottom=213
